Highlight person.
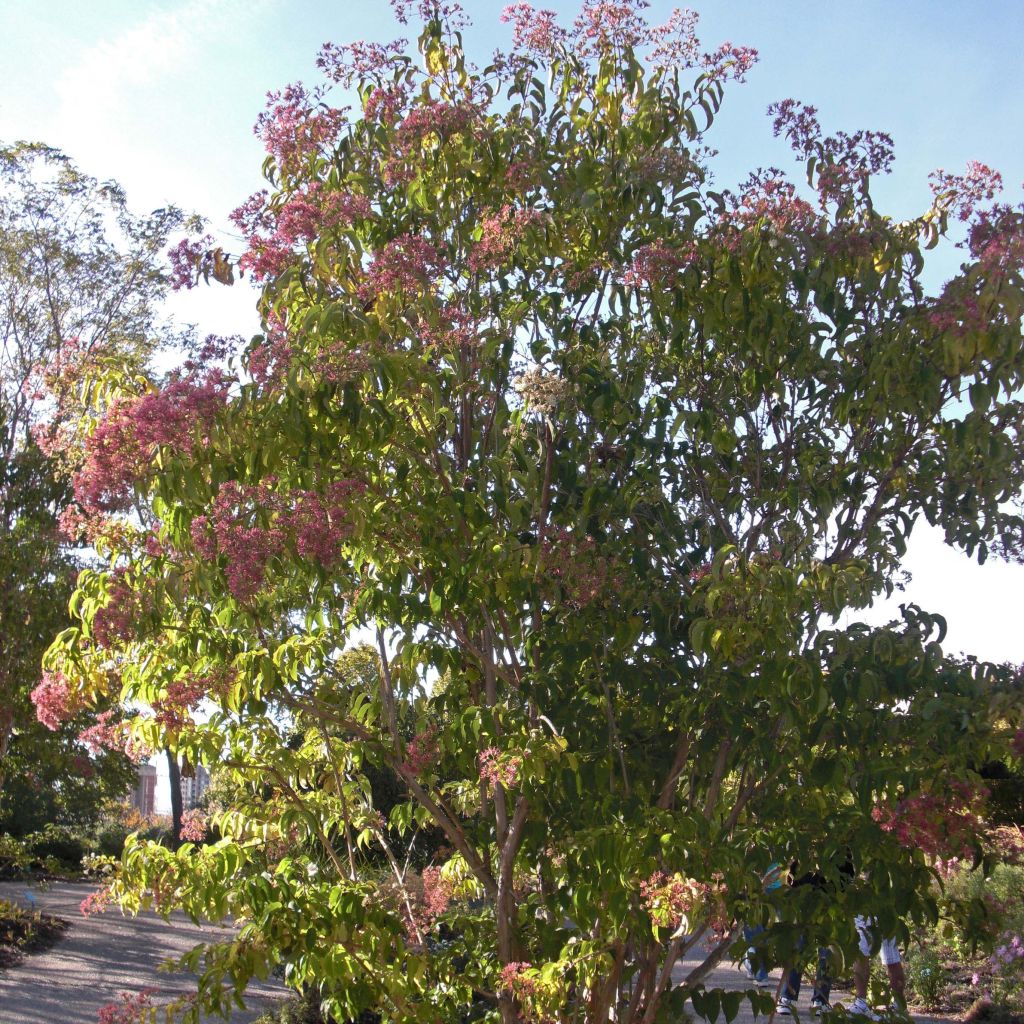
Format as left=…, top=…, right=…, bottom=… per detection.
left=739, top=864, right=785, bottom=988
left=848, top=916, right=907, bottom=1020
left=775, top=943, right=831, bottom=1017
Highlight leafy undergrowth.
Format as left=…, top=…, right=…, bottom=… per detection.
left=0, top=896, right=68, bottom=969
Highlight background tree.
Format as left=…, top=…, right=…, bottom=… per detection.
left=0, top=141, right=192, bottom=821
left=48, top=3, right=1024, bottom=1023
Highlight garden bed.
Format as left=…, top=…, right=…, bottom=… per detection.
left=0, top=897, right=68, bottom=969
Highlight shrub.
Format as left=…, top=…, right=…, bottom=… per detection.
left=906, top=944, right=947, bottom=1008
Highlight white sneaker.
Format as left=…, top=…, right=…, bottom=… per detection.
left=776, top=997, right=794, bottom=1016
left=810, top=997, right=831, bottom=1015
left=849, top=998, right=880, bottom=1021
left=740, top=958, right=755, bottom=980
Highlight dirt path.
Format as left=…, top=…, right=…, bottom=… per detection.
left=0, top=881, right=284, bottom=1024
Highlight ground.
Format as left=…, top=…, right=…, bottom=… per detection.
left=0, top=881, right=951, bottom=1024
left=0, top=881, right=283, bottom=1024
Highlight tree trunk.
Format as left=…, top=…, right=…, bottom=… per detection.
left=166, top=748, right=182, bottom=850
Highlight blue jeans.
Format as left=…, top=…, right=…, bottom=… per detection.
left=742, top=924, right=771, bottom=983
left=784, top=941, right=831, bottom=1002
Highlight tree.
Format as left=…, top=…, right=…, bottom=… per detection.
left=0, top=141, right=191, bottom=817
left=48, top=3, right=1024, bottom=1022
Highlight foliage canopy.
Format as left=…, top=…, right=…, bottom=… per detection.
left=48, top=4, right=1024, bottom=1022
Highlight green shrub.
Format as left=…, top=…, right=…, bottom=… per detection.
left=906, top=945, right=947, bottom=1008
left=943, top=863, right=1024, bottom=951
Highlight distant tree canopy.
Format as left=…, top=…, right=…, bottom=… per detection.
left=46, top=3, right=1024, bottom=1023
left=0, top=141, right=191, bottom=826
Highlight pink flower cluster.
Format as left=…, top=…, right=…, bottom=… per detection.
left=420, top=305, right=479, bottom=351
left=498, top=961, right=538, bottom=998
left=359, top=234, right=440, bottom=301
left=152, top=670, right=233, bottom=732
left=232, top=185, right=371, bottom=282
left=929, top=161, right=1003, bottom=222
left=254, top=82, right=347, bottom=175
left=168, top=235, right=213, bottom=292
left=468, top=205, right=542, bottom=273
left=317, top=38, right=408, bottom=88
left=501, top=1, right=753, bottom=78
left=96, top=988, right=158, bottom=1024
left=246, top=312, right=294, bottom=388
left=92, top=569, right=151, bottom=649
left=77, top=710, right=127, bottom=755
left=992, top=933, right=1024, bottom=967
left=190, top=479, right=363, bottom=601
left=179, top=808, right=208, bottom=843
left=721, top=169, right=817, bottom=238
left=478, top=747, right=522, bottom=794
left=769, top=99, right=894, bottom=204
left=501, top=4, right=568, bottom=56
left=420, top=866, right=453, bottom=921
left=402, top=726, right=439, bottom=777
left=31, top=671, right=79, bottom=731
left=390, top=0, right=469, bottom=30
left=80, top=884, right=114, bottom=917
left=968, top=203, right=1024, bottom=278
left=639, top=870, right=711, bottom=930
left=382, top=101, right=477, bottom=185
left=872, top=782, right=986, bottom=859
left=364, top=85, right=409, bottom=124
left=73, top=373, right=227, bottom=514
left=623, top=240, right=696, bottom=286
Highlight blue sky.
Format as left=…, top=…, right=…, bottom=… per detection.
left=2, top=0, right=1023, bottom=671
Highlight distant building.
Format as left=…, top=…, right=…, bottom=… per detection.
left=179, top=764, right=210, bottom=810
left=131, top=763, right=157, bottom=817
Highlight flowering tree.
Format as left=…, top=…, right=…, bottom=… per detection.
left=0, top=143, right=193, bottom=822
left=47, top=3, right=1024, bottom=1022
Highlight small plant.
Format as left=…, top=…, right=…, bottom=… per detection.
left=905, top=945, right=947, bottom=1008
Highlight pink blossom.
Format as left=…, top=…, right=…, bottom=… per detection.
left=968, top=203, right=1024, bottom=277
left=648, top=8, right=700, bottom=70
left=254, top=82, right=347, bottom=175
left=873, top=782, right=986, bottom=859
left=78, top=710, right=127, bottom=755
left=73, top=373, right=227, bottom=514
left=96, top=988, right=158, bottom=1024
left=31, top=671, right=78, bottom=731
left=930, top=161, right=1004, bottom=222
left=80, top=885, right=114, bottom=917
left=317, top=39, right=409, bottom=88
left=167, top=235, right=213, bottom=291
left=701, top=41, right=758, bottom=83
left=478, top=747, right=522, bottom=794
left=468, top=205, right=542, bottom=272
left=501, top=4, right=568, bottom=56
left=91, top=569, right=152, bottom=649
left=359, top=234, right=440, bottom=301
left=623, top=240, right=696, bottom=286
left=389, top=1, right=468, bottom=30
left=420, top=866, right=452, bottom=921
left=179, top=808, right=208, bottom=843
left=402, top=726, right=439, bottom=776
left=573, top=0, right=651, bottom=57
left=499, top=961, right=538, bottom=998
left=720, top=168, right=817, bottom=237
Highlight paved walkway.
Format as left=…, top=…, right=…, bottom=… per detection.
left=0, top=881, right=951, bottom=1024
left=0, top=881, right=283, bottom=1024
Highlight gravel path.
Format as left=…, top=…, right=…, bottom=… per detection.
left=0, top=881, right=284, bottom=1024
left=0, top=881, right=951, bottom=1024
